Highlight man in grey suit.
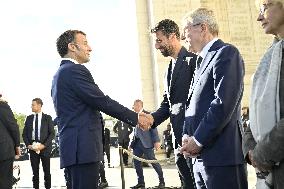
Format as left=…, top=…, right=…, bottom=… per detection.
left=0, top=94, right=20, bottom=189
left=130, top=99, right=165, bottom=189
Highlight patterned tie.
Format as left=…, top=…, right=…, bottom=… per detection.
left=196, top=56, right=203, bottom=70
left=35, top=114, right=39, bottom=141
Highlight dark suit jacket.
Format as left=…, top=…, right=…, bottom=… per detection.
left=0, top=100, right=20, bottom=161
left=113, top=121, right=133, bottom=143
left=184, top=39, right=244, bottom=166
left=151, top=47, right=196, bottom=145
left=51, top=60, right=138, bottom=168
left=22, top=113, right=55, bottom=157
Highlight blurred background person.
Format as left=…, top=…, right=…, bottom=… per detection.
left=99, top=114, right=108, bottom=188
left=22, top=98, right=55, bottom=189
left=130, top=99, right=165, bottom=189
left=113, top=120, right=133, bottom=166
left=163, top=123, right=173, bottom=159
left=241, top=107, right=250, bottom=132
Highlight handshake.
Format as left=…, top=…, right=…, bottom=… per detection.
left=137, top=112, right=154, bottom=130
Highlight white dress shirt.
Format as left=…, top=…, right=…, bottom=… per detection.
left=32, top=112, right=42, bottom=141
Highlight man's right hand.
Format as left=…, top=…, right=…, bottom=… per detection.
left=27, top=145, right=34, bottom=150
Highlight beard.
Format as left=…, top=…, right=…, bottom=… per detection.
left=160, top=45, right=174, bottom=57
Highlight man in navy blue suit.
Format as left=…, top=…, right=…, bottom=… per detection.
left=130, top=99, right=165, bottom=189
left=180, top=8, right=248, bottom=189
left=51, top=30, right=150, bottom=189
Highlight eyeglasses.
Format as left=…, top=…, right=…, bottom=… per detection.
left=259, top=2, right=273, bottom=15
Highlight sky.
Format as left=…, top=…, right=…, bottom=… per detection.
left=0, top=0, right=142, bottom=118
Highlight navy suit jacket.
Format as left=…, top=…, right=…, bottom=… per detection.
left=184, top=40, right=245, bottom=166
left=151, top=47, right=196, bottom=146
left=51, top=60, right=138, bottom=168
left=22, top=113, right=55, bottom=157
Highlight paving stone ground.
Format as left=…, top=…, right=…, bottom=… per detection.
left=13, top=147, right=256, bottom=189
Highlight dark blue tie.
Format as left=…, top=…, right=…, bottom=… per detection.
left=167, top=61, right=173, bottom=91
left=35, top=114, right=39, bottom=141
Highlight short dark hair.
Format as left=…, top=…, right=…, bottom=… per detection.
left=151, top=19, right=180, bottom=39
left=32, top=98, right=43, bottom=106
left=56, top=30, right=86, bottom=58
left=134, top=99, right=143, bottom=106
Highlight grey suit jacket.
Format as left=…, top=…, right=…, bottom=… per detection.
left=134, top=127, right=160, bottom=149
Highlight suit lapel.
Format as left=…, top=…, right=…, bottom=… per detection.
left=170, top=47, right=188, bottom=93
left=40, top=113, right=45, bottom=140
left=187, top=40, right=225, bottom=100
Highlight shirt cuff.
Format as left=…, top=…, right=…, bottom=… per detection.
left=193, top=136, right=203, bottom=147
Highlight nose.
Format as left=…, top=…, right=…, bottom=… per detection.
left=257, top=12, right=264, bottom=21
left=155, top=43, right=160, bottom=49
left=87, top=44, right=92, bottom=52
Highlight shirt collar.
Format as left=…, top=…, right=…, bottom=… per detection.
left=61, top=58, right=80, bottom=64
left=34, top=112, right=42, bottom=116
left=199, top=38, right=218, bottom=59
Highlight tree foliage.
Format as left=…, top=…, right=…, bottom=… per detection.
left=14, top=112, right=26, bottom=143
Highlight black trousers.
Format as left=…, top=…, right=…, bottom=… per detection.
left=119, top=140, right=129, bottom=166
left=30, top=151, right=51, bottom=189
left=65, top=161, right=100, bottom=189
left=176, top=153, right=196, bottom=189
left=0, top=158, right=14, bottom=189
left=104, top=144, right=111, bottom=165
left=99, top=161, right=107, bottom=182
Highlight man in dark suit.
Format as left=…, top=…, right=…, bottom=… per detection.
left=104, top=127, right=111, bottom=168
left=130, top=99, right=165, bottom=189
left=145, top=19, right=197, bottom=188
left=22, top=98, right=55, bottom=189
left=0, top=94, right=20, bottom=189
left=113, top=120, right=133, bottom=166
left=163, top=123, right=173, bottom=158
left=180, top=8, right=247, bottom=189
left=51, top=30, right=149, bottom=189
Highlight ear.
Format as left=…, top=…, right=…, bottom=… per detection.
left=68, top=43, right=76, bottom=52
left=200, top=23, right=208, bottom=33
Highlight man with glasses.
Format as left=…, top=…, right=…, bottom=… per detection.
left=180, top=8, right=248, bottom=189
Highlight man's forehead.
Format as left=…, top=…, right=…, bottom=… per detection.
left=75, top=33, right=87, bottom=41
left=154, top=30, right=167, bottom=38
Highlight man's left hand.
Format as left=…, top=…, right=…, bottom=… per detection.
left=180, top=137, right=201, bottom=157
left=154, top=142, right=161, bottom=151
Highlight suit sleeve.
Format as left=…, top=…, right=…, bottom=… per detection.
left=0, top=102, right=20, bottom=147
left=252, top=118, right=284, bottom=165
left=194, top=45, right=244, bottom=146
left=70, top=65, right=138, bottom=126
left=43, top=115, right=55, bottom=148
left=242, top=125, right=257, bottom=164
left=151, top=93, right=171, bottom=128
